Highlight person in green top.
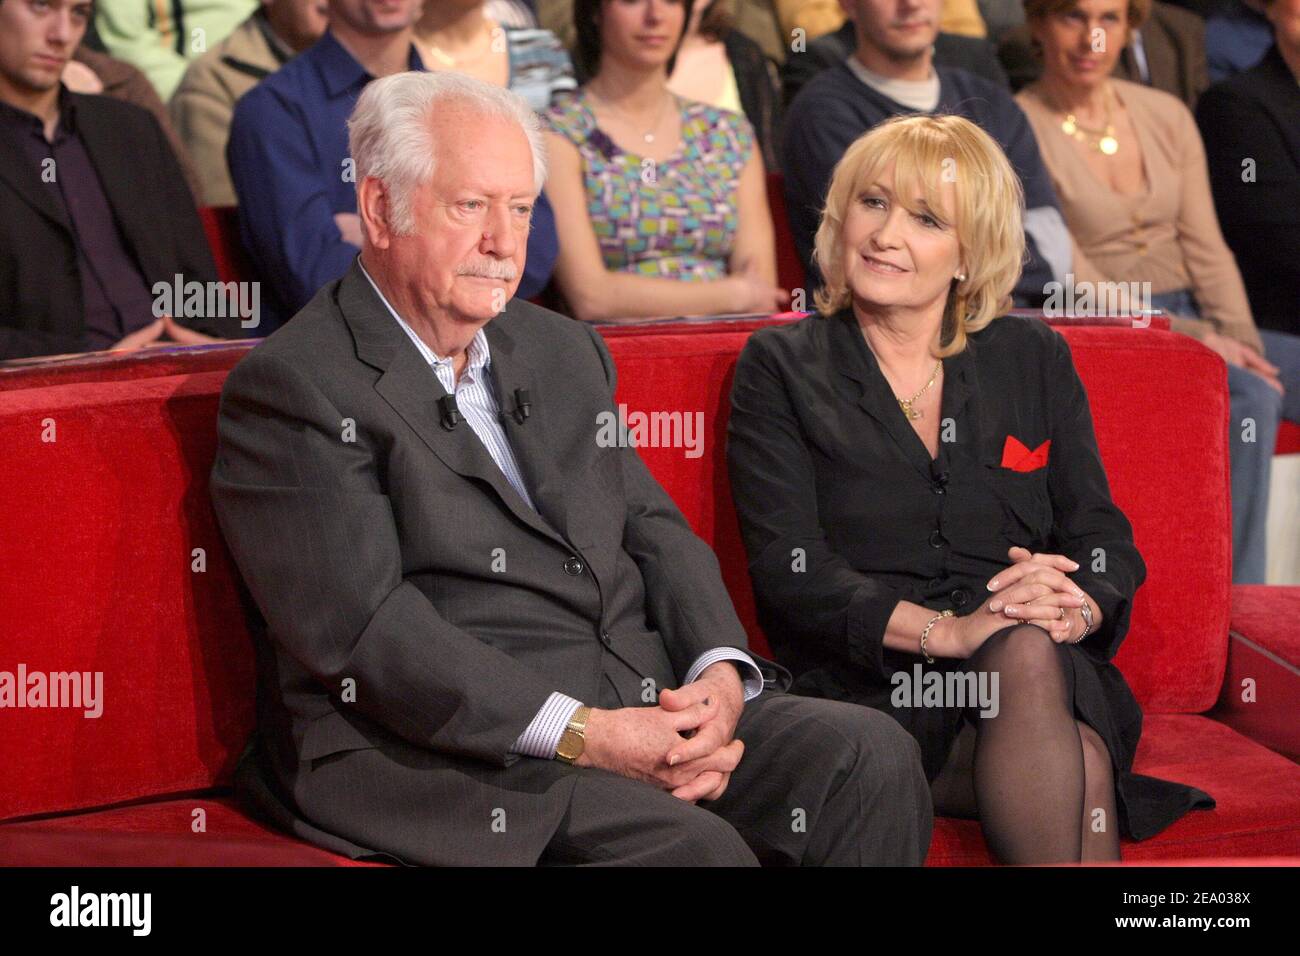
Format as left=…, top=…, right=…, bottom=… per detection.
left=95, top=0, right=257, bottom=101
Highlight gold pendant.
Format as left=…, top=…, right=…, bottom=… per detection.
left=1062, top=115, right=1078, bottom=136
left=899, top=401, right=921, bottom=421
left=1099, top=135, right=1119, bottom=155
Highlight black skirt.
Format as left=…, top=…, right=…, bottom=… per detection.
left=790, top=628, right=1216, bottom=842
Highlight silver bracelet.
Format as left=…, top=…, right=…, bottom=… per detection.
left=1071, top=601, right=1094, bottom=644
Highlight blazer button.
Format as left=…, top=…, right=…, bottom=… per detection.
left=950, top=588, right=972, bottom=608
left=600, top=629, right=611, bottom=646
left=563, top=556, right=584, bottom=576
left=928, top=530, right=946, bottom=549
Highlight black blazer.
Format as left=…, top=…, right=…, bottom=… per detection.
left=1196, top=45, right=1300, bottom=337
left=726, top=311, right=1220, bottom=839
left=0, top=93, right=236, bottom=360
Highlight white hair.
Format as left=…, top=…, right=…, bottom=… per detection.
left=347, top=71, right=548, bottom=236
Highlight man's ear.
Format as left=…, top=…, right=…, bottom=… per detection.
left=357, top=176, right=392, bottom=249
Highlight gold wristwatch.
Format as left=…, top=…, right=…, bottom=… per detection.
left=555, top=705, right=591, bottom=764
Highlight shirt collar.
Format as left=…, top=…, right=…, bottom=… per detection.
left=314, top=29, right=426, bottom=99
left=356, top=255, right=491, bottom=375
left=0, top=84, right=76, bottom=139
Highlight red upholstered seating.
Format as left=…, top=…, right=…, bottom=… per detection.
left=1278, top=421, right=1300, bottom=456
left=1, top=317, right=1297, bottom=866
left=765, top=173, right=807, bottom=296
left=198, top=206, right=254, bottom=286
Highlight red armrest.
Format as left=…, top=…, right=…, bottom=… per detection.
left=1209, top=585, right=1300, bottom=760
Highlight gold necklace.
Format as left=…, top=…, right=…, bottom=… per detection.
left=897, top=362, right=943, bottom=421
left=1059, top=87, right=1119, bottom=155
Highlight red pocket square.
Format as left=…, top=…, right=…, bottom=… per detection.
left=1001, top=436, right=1051, bottom=472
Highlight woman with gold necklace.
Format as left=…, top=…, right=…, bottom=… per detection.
left=1016, top=0, right=1286, bottom=585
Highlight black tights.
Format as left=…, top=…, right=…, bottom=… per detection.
left=928, top=625, right=1121, bottom=864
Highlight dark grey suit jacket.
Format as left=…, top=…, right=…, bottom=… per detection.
left=209, top=260, right=789, bottom=865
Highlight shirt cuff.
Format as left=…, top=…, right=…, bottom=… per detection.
left=510, top=692, right=584, bottom=759
left=683, top=647, right=765, bottom=702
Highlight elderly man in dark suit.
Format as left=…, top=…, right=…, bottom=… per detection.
left=209, top=69, right=932, bottom=866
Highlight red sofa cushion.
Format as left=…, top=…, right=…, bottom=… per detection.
left=0, top=318, right=1247, bottom=857
left=0, top=798, right=373, bottom=866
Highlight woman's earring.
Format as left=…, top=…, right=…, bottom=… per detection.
left=954, top=272, right=967, bottom=282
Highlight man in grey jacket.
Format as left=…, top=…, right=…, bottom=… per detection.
left=209, top=70, right=932, bottom=866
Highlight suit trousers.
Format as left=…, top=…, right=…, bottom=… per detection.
left=537, top=685, right=934, bottom=866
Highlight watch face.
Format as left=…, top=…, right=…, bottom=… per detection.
left=557, top=729, right=583, bottom=761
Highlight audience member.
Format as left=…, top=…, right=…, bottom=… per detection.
left=782, top=0, right=1070, bottom=304
left=415, top=0, right=575, bottom=111
left=1207, top=0, right=1274, bottom=80
left=94, top=0, right=257, bottom=101
left=667, top=0, right=783, bottom=169
left=1017, top=0, right=1293, bottom=583
left=781, top=16, right=1010, bottom=105
left=999, top=0, right=1209, bottom=107
left=540, top=0, right=791, bottom=64
left=544, top=0, right=785, bottom=321
left=1, top=0, right=240, bottom=361
left=172, top=0, right=327, bottom=208
left=777, top=0, right=990, bottom=38
left=1198, top=0, right=1300, bottom=418
left=64, top=42, right=203, bottom=197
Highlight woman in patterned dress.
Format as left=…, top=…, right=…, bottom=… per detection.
left=543, top=0, right=787, bottom=321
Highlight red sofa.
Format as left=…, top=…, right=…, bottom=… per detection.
left=1, top=316, right=1297, bottom=866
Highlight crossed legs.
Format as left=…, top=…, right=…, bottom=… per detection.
left=928, top=624, right=1121, bottom=864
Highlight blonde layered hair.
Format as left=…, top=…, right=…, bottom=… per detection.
left=812, top=114, right=1026, bottom=357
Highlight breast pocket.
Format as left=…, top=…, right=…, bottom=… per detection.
left=984, top=464, right=1054, bottom=547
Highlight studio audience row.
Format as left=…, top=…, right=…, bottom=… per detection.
left=0, top=0, right=1297, bottom=583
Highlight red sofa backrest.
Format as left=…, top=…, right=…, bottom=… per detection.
left=0, top=318, right=1230, bottom=821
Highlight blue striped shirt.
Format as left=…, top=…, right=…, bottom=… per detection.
left=359, top=259, right=763, bottom=760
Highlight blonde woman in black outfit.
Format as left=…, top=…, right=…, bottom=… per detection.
left=727, top=114, right=1213, bottom=864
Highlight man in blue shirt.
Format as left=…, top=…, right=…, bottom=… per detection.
left=228, top=0, right=559, bottom=332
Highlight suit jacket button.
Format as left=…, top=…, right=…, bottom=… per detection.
left=928, top=530, right=945, bottom=549
left=564, top=556, right=584, bottom=576
left=950, top=588, right=971, bottom=608
left=600, top=630, right=611, bottom=646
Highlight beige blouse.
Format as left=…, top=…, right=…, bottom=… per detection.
left=1017, top=79, right=1262, bottom=351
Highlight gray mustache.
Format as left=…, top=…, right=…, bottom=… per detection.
left=456, top=260, right=518, bottom=281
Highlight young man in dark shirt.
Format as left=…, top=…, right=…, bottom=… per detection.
left=0, top=0, right=241, bottom=361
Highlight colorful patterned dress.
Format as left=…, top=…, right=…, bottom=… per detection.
left=545, top=92, right=755, bottom=280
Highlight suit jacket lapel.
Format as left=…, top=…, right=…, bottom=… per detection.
left=339, top=263, right=569, bottom=548
left=0, top=120, right=72, bottom=236
left=74, top=96, right=156, bottom=277
left=484, top=318, right=572, bottom=541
